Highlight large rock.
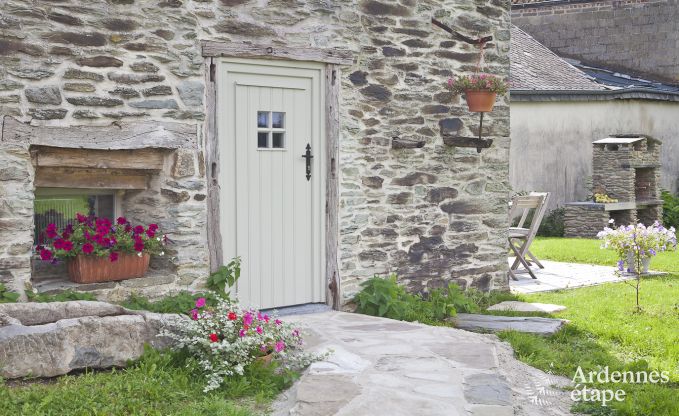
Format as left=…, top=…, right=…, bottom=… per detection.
left=0, top=301, right=183, bottom=379
left=452, top=314, right=568, bottom=335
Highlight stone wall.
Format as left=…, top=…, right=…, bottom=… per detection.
left=0, top=0, right=511, bottom=302
left=512, top=0, right=679, bottom=83
left=564, top=204, right=609, bottom=238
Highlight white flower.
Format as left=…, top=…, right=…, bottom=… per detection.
left=137, top=252, right=142, bottom=257
left=157, top=237, right=161, bottom=241
left=160, top=251, right=165, bottom=256
left=608, top=219, right=615, bottom=224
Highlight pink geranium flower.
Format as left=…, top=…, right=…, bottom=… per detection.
left=239, top=329, right=247, bottom=337
left=116, top=217, right=127, bottom=225
left=243, top=312, right=253, bottom=326
left=82, top=243, right=94, bottom=254
left=275, top=340, right=285, bottom=352
left=256, top=326, right=263, bottom=334
left=190, top=309, right=199, bottom=320
left=195, top=297, right=206, bottom=308
left=40, top=249, right=52, bottom=261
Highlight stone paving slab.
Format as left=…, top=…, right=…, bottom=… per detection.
left=273, top=311, right=573, bottom=416
left=509, top=259, right=641, bottom=294
left=454, top=313, right=568, bottom=335
left=488, top=301, right=567, bottom=313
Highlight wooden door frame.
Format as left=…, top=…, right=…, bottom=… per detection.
left=202, top=41, right=352, bottom=310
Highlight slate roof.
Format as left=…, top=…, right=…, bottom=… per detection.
left=510, top=25, right=605, bottom=91
left=573, top=63, right=679, bottom=94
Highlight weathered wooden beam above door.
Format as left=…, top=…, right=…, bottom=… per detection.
left=200, top=41, right=354, bottom=66
left=35, top=167, right=149, bottom=190
left=33, top=147, right=165, bottom=171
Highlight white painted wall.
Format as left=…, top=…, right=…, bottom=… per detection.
left=510, top=100, right=679, bottom=210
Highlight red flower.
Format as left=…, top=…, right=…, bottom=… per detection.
left=62, top=240, right=73, bottom=251
left=227, top=311, right=237, bottom=321
left=76, top=213, right=88, bottom=223
left=40, top=249, right=52, bottom=261
left=116, top=217, right=127, bottom=225
left=134, top=241, right=145, bottom=252
left=148, top=224, right=159, bottom=232
left=134, top=225, right=144, bottom=234
left=109, top=252, right=119, bottom=262
left=146, top=229, right=155, bottom=238
left=82, top=243, right=94, bottom=254
left=53, top=239, right=65, bottom=250
left=209, top=333, right=219, bottom=343
left=46, top=224, right=58, bottom=239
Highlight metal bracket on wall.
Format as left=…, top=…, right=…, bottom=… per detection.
left=442, top=113, right=493, bottom=153
left=431, top=18, right=493, bottom=45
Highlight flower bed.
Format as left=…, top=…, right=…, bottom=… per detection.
left=161, top=296, right=323, bottom=392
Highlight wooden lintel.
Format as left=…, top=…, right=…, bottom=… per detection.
left=34, top=147, right=165, bottom=170
left=35, top=167, right=149, bottom=190
left=1, top=116, right=197, bottom=150
left=201, top=41, right=354, bottom=66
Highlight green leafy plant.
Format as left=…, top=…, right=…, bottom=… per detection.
left=25, top=289, right=96, bottom=302
left=120, top=291, right=219, bottom=315
left=661, top=190, right=679, bottom=229
left=0, top=283, right=20, bottom=303
left=206, top=257, right=241, bottom=298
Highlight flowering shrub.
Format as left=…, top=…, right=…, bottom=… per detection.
left=161, top=296, right=324, bottom=392
left=447, top=73, right=509, bottom=95
left=36, top=214, right=167, bottom=263
left=597, top=221, right=677, bottom=269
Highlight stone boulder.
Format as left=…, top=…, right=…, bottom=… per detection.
left=0, top=301, right=183, bottom=379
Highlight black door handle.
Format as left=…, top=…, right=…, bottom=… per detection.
left=302, top=143, right=313, bottom=181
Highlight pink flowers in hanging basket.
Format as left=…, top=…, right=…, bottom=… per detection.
left=447, top=73, right=509, bottom=95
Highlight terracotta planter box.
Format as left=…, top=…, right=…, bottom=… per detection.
left=67, top=253, right=150, bottom=284
left=464, top=90, right=497, bottom=112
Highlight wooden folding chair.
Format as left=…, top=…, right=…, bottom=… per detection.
left=508, top=192, right=550, bottom=281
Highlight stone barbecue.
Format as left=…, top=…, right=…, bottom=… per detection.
left=0, top=0, right=511, bottom=307
left=564, top=135, right=663, bottom=238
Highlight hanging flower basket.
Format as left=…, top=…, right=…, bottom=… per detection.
left=67, top=253, right=150, bottom=284
left=447, top=74, right=508, bottom=113
left=464, top=90, right=497, bottom=112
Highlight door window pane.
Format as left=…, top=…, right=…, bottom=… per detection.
left=257, top=111, right=269, bottom=128
left=272, top=132, right=285, bottom=149
left=272, top=112, right=285, bottom=129
left=258, top=132, right=269, bottom=148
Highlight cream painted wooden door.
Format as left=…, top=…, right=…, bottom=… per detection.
left=217, top=59, right=325, bottom=309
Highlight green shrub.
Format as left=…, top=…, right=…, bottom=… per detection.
left=206, top=257, right=241, bottom=298
left=120, top=291, right=220, bottom=315
left=354, top=275, right=472, bottom=324
left=0, top=283, right=20, bottom=303
left=26, top=289, right=97, bottom=303
left=661, top=190, right=679, bottom=229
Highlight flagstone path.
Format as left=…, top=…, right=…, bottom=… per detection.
left=273, top=311, right=573, bottom=416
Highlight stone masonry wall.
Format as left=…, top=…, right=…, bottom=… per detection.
left=0, top=0, right=511, bottom=302
left=512, top=0, right=679, bottom=83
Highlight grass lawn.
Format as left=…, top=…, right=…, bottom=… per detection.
left=0, top=347, right=293, bottom=415
left=499, top=237, right=679, bottom=415
left=530, top=237, right=679, bottom=273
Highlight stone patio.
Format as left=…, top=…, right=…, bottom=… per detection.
left=273, top=311, right=572, bottom=416
left=508, top=259, right=661, bottom=294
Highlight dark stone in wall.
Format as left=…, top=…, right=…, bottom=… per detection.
left=422, top=105, right=449, bottom=115
left=108, top=73, right=165, bottom=84
left=102, top=18, right=139, bottom=32
left=28, top=108, right=68, bottom=120
left=73, top=110, right=99, bottom=119
left=142, top=85, right=173, bottom=96
left=387, top=192, right=412, bottom=205
left=66, top=97, right=123, bottom=107
left=391, top=137, right=425, bottom=149
left=392, top=172, right=437, bottom=186
left=161, top=188, right=190, bottom=203
left=77, top=56, right=124, bottom=68
left=439, top=118, right=463, bottom=136
left=44, top=32, right=107, bottom=47
left=360, top=84, right=391, bottom=101
left=214, top=20, right=276, bottom=37
left=193, top=194, right=206, bottom=201
left=0, top=79, right=23, bottom=91
left=47, top=13, right=83, bottom=26
left=152, top=29, right=175, bottom=40
left=50, top=46, right=74, bottom=55
left=0, top=38, right=44, bottom=57
left=440, top=200, right=483, bottom=215
left=220, top=0, right=251, bottom=5
left=382, top=46, right=406, bottom=57
left=362, top=176, right=384, bottom=189
left=64, top=83, right=96, bottom=92
left=25, top=86, right=62, bottom=105
left=130, top=62, right=160, bottom=73
left=8, top=68, right=54, bottom=80
left=349, top=71, right=368, bottom=86
left=402, top=39, right=431, bottom=48
left=393, top=28, right=429, bottom=38
left=108, top=87, right=140, bottom=98
left=358, top=249, right=387, bottom=262
left=64, top=69, right=104, bottom=81
left=427, top=187, right=459, bottom=203
left=361, top=0, right=411, bottom=16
